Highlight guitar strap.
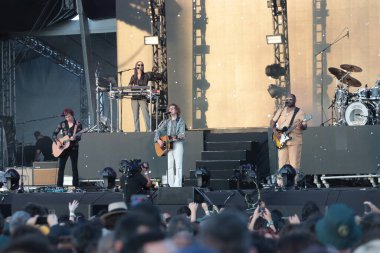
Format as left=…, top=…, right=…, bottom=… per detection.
left=288, top=107, right=300, bottom=129
left=73, top=121, right=78, bottom=136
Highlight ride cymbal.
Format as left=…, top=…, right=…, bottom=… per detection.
left=340, top=64, right=362, bottom=73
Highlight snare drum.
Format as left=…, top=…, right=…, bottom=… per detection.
left=345, top=101, right=375, bottom=126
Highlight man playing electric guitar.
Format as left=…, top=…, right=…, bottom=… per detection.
left=270, top=94, right=307, bottom=184
left=52, top=108, right=83, bottom=188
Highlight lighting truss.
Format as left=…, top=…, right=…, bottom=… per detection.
left=17, top=36, right=84, bottom=77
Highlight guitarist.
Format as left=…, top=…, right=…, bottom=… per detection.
left=154, top=103, right=186, bottom=187
left=270, top=94, right=307, bottom=184
left=52, top=108, right=83, bottom=188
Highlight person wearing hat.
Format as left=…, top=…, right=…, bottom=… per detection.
left=101, top=201, right=128, bottom=230
left=52, top=108, right=83, bottom=188
left=316, top=203, right=362, bottom=252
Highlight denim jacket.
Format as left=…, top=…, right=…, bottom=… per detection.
left=154, top=117, right=186, bottom=142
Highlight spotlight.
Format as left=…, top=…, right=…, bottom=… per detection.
left=277, top=164, right=296, bottom=189
left=101, top=167, right=117, bottom=189
left=4, top=168, right=20, bottom=190
left=240, top=163, right=257, bottom=182
left=195, top=167, right=210, bottom=188
left=265, top=64, right=286, bottom=79
left=267, top=84, right=288, bottom=98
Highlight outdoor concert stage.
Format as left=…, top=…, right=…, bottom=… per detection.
left=0, top=187, right=378, bottom=219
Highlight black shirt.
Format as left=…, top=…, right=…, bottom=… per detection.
left=129, top=72, right=149, bottom=100
left=35, top=136, right=56, bottom=161
left=125, top=172, right=148, bottom=203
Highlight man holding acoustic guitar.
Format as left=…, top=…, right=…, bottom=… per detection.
left=154, top=103, right=186, bottom=187
left=270, top=94, right=309, bottom=184
left=52, top=108, right=84, bottom=188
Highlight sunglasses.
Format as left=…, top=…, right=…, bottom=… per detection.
left=137, top=64, right=144, bottom=66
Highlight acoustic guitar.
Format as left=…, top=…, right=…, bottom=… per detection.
left=272, top=115, right=312, bottom=149
left=155, top=135, right=175, bottom=157
left=52, top=128, right=89, bottom=158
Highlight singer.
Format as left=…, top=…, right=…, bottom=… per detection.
left=52, top=108, right=83, bottom=188
left=270, top=94, right=307, bottom=187
left=154, top=103, right=186, bottom=187
left=129, top=61, right=151, bottom=132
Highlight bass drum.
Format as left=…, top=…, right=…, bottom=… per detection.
left=345, top=101, right=374, bottom=126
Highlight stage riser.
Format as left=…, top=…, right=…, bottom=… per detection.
left=195, top=160, right=243, bottom=170
left=201, top=150, right=252, bottom=161
left=268, top=126, right=380, bottom=175
left=205, top=141, right=254, bottom=151
left=205, top=132, right=268, bottom=142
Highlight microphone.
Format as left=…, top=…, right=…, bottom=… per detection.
left=346, top=30, right=349, bottom=39
left=164, top=111, right=171, bottom=115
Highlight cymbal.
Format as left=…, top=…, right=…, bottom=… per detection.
left=328, top=67, right=361, bottom=87
left=341, top=75, right=361, bottom=87
left=328, top=67, right=347, bottom=80
left=340, top=64, right=362, bottom=73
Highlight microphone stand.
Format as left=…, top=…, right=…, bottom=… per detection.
left=315, top=29, right=349, bottom=126
left=16, top=114, right=60, bottom=193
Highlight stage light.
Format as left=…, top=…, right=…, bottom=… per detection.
left=195, top=167, right=210, bottom=188
left=267, top=84, right=288, bottom=98
left=144, top=36, right=159, bottom=45
left=240, top=164, right=257, bottom=182
left=277, top=164, right=296, bottom=189
left=4, top=168, right=20, bottom=190
left=265, top=64, right=286, bottom=79
left=101, top=167, right=117, bottom=189
left=266, top=35, right=284, bottom=44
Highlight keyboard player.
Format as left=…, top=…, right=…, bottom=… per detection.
left=129, top=61, right=151, bottom=132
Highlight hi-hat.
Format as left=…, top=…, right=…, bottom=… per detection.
left=340, top=64, right=362, bottom=73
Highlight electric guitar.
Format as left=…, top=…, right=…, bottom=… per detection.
left=272, top=115, right=312, bottom=149
left=52, top=128, right=89, bottom=157
left=155, top=135, right=176, bottom=157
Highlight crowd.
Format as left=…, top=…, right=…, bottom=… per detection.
left=0, top=197, right=379, bottom=253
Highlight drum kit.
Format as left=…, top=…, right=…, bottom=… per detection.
left=329, top=64, right=380, bottom=126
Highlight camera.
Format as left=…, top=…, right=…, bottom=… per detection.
left=364, top=203, right=371, bottom=214
left=36, top=216, right=48, bottom=225
left=119, top=159, right=142, bottom=177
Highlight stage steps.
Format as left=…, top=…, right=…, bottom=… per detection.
left=184, top=130, right=270, bottom=190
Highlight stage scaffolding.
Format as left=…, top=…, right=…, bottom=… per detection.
left=267, top=0, right=291, bottom=109
left=147, top=0, right=168, bottom=128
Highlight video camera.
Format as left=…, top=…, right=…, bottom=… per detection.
left=119, top=159, right=142, bottom=178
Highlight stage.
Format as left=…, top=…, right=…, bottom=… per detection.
left=0, top=186, right=377, bottom=219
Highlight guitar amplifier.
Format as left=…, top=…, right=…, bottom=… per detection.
left=33, top=162, right=59, bottom=186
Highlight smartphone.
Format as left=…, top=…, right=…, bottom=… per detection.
left=36, top=216, right=48, bottom=225
left=131, top=194, right=148, bottom=207
left=364, top=203, right=371, bottom=213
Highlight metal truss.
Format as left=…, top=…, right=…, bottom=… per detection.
left=147, top=0, right=168, bottom=128
left=17, top=36, right=84, bottom=76
left=313, top=0, right=328, bottom=124
left=268, top=0, right=291, bottom=108
left=0, top=40, right=16, bottom=169
left=17, top=36, right=89, bottom=126
left=193, top=0, right=209, bottom=128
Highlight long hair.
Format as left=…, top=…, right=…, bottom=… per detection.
left=167, top=103, right=181, bottom=116
left=132, top=61, right=145, bottom=83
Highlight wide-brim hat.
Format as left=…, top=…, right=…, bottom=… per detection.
left=100, top=201, right=128, bottom=221
left=316, top=203, right=361, bottom=250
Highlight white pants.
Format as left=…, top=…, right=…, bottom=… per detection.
left=131, top=99, right=150, bottom=132
left=167, top=141, right=184, bottom=187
